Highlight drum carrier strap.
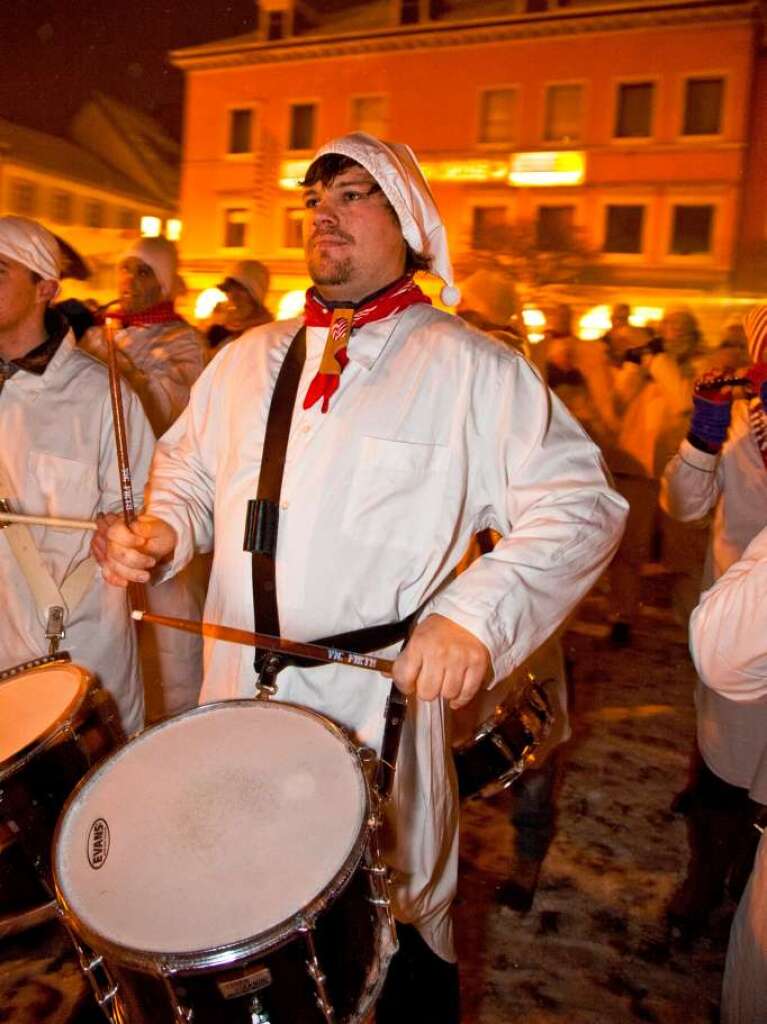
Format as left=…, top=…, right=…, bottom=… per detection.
left=242, top=325, right=411, bottom=798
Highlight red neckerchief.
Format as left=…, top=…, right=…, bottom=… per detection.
left=103, top=300, right=180, bottom=329
left=302, top=275, right=431, bottom=413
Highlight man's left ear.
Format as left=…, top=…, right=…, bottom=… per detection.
left=38, top=278, right=61, bottom=304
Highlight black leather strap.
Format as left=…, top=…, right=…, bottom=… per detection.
left=244, top=327, right=306, bottom=680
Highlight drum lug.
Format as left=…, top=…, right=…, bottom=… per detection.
left=299, top=923, right=336, bottom=1023
left=96, top=983, right=119, bottom=1007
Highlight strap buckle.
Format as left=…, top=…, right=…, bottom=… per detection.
left=45, top=605, right=66, bottom=655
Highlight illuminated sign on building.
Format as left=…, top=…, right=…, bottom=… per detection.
left=418, top=160, right=509, bottom=184
left=279, top=160, right=311, bottom=190
left=508, top=151, right=586, bottom=187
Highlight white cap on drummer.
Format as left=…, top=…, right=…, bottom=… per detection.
left=0, top=216, right=62, bottom=287
left=313, top=132, right=460, bottom=307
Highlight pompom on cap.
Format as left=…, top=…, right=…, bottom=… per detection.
left=440, top=284, right=461, bottom=307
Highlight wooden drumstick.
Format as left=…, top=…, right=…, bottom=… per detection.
left=0, top=512, right=97, bottom=531
left=131, top=610, right=395, bottom=677
left=104, top=316, right=145, bottom=613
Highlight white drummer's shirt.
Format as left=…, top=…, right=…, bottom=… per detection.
left=147, top=303, right=627, bottom=961
left=0, top=330, right=154, bottom=734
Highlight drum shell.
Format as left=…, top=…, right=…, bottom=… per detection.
left=79, top=859, right=391, bottom=1024
left=0, top=664, right=124, bottom=894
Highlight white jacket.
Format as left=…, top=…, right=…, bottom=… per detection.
left=82, top=319, right=205, bottom=438
left=662, top=404, right=767, bottom=799
left=689, top=528, right=767, bottom=1024
left=0, top=330, right=154, bottom=734
left=146, top=304, right=628, bottom=960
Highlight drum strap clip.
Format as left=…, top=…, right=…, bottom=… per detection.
left=45, top=606, right=66, bottom=655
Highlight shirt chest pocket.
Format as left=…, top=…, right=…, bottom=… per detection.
left=28, top=451, right=98, bottom=519
left=341, top=436, right=450, bottom=550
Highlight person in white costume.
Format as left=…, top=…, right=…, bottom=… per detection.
left=82, top=237, right=208, bottom=721
left=689, top=524, right=767, bottom=1024
left=0, top=216, right=153, bottom=735
left=661, top=306, right=767, bottom=938
left=97, top=134, right=627, bottom=1021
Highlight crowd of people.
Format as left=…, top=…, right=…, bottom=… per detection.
left=0, top=127, right=764, bottom=1021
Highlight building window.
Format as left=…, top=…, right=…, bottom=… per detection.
left=683, top=77, right=724, bottom=136
left=614, top=82, right=654, bottom=138
left=536, top=205, right=575, bottom=250
left=478, top=89, right=517, bottom=145
left=604, top=205, right=644, bottom=254
left=544, top=84, right=583, bottom=142
left=85, top=200, right=104, bottom=228
left=118, top=208, right=136, bottom=230
left=283, top=208, right=304, bottom=248
left=351, top=96, right=389, bottom=138
left=223, top=208, right=249, bottom=249
left=400, top=0, right=420, bottom=24
left=670, top=205, right=714, bottom=255
left=289, top=103, right=317, bottom=150
left=10, top=179, right=37, bottom=215
left=267, top=10, right=285, bottom=39
left=228, top=109, right=253, bottom=154
left=50, top=190, right=73, bottom=224
left=471, top=207, right=507, bottom=249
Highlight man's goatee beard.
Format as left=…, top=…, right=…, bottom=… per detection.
left=308, top=255, right=353, bottom=287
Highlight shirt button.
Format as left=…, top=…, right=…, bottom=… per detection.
left=302, top=424, right=311, bottom=434
left=280, top=500, right=289, bottom=510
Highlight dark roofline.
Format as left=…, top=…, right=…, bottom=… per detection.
left=0, top=117, right=173, bottom=210
left=171, top=0, right=759, bottom=69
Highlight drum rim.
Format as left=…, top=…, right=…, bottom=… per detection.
left=53, top=698, right=372, bottom=975
left=0, top=663, right=92, bottom=781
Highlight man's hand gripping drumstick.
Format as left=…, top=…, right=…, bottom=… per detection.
left=95, top=515, right=490, bottom=709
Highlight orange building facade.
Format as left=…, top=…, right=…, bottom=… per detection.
left=172, top=0, right=766, bottom=324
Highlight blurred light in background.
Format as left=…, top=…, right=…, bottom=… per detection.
left=630, top=306, right=664, bottom=328
left=522, top=306, right=546, bottom=344
left=277, top=289, right=307, bottom=320
left=195, top=287, right=226, bottom=320
left=166, top=219, right=182, bottom=242
left=279, top=160, right=311, bottom=189
left=579, top=305, right=611, bottom=340
left=140, top=216, right=162, bottom=237
left=509, top=151, right=586, bottom=187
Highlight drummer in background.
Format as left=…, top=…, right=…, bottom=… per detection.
left=81, top=237, right=208, bottom=722
left=206, top=259, right=273, bottom=353
left=688, top=522, right=767, bottom=1023
left=96, top=132, right=627, bottom=1022
left=0, top=215, right=153, bottom=734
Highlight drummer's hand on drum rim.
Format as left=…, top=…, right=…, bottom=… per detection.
left=392, top=613, right=491, bottom=709
left=99, top=514, right=177, bottom=587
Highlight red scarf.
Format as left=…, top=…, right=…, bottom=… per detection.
left=102, top=300, right=180, bottom=329
left=302, top=276, right=431, bottom=413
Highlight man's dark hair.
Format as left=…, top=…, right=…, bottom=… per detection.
left=301, top=153, right=431, bottom=275
left=30, top=270, right=42, bottom=284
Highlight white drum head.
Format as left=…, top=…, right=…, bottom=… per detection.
left=0, top=663, right=87, bottom=765
left=54, top=701, right=367, bottom=958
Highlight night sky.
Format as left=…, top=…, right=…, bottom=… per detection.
left=1, top=1, right=259, bottom=141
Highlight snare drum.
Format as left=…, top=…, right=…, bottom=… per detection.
left=453, top=681, right=552, bottom=800
left=0, top=660, right=124, bottom=936
left=54, top=700, right=396, bottom=1024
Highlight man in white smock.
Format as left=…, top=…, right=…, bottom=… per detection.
left=689, top=523, right=767, bottom=1024
left=97, top=134, right=627, bottom=1021
left=0, top=216, right=152, bottom=735
left=82, top=237, right=207, bottom=721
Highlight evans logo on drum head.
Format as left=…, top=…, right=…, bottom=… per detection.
left=87, top=818, right=110, bottom=869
